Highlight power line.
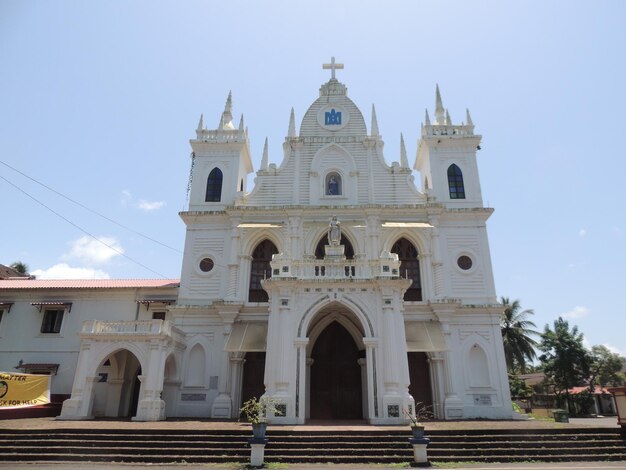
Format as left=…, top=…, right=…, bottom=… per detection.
left=0, top=173, right=168, bottom=279
left=0, top=159, right=183, bottom=254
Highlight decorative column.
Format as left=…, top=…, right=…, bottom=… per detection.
left=294, top=337, right=309, bottom=424
left=358, top=358, right=368, bottom=419
left=59, top=340, right=96, bottom=420
left=428, top=352, right=445, bottom=420
left=436, top=309, right=464, bottom=419
left=226, top=218, right=241, bottom=300
left=363, top=337, right=379, bottom=421
left=212, top=305, right=240, bottom=418
left=229, top=352, right=246, bottom=418
left=134, top=340, right=166, bottom=421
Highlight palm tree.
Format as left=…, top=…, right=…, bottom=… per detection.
left=500, top=297, right=539, bottom=373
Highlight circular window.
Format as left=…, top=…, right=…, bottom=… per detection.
left=199, top=258, right=214, bottom=272
left=457, top=255, right=473, bottom=271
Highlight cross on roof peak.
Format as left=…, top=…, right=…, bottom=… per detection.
left=322, top=56, right=344, bottom=80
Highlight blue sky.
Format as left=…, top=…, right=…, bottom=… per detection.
left=1, top=1, right=625, bottom=356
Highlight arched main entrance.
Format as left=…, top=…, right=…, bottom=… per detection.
left=309, top=321, right=363, bottom=420
left=92, top=349, right=143, bottom=418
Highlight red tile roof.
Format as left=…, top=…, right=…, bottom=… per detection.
left=568, top=386, right=612, bottom=395
left=0, top=279, right=179, bottom=289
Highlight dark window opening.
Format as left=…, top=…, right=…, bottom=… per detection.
left=41, top=309, right=64, bottom=334
left=205, top=167, right=223, bottom=202
left=248, top=240, right=278, bottom=302
left=391, top=238, right=422, bottom=301
left=447, top=164, right=465, bottom=199
left=326, top=172, right=342, bottom=196
left=152, top=311, right=166, bottom=321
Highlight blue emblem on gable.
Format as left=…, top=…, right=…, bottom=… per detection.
left=324, top=108, right=342, bottom=126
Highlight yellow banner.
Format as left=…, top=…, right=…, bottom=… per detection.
left=0, top=372, right=50, bottom=409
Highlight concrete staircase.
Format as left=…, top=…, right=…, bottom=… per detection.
left=0, top=427, right=625, bottom=464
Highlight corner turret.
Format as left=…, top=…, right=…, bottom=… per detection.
left=415, top=86, right=483, bottom=207
left=188, top=92, right=253, bottom=210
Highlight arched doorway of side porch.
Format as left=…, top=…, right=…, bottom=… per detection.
left=92, top=349, right=143, bottom=418
left=304, top=303, right=370, bottom=421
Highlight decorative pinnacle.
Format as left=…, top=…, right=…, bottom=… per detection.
left=220, top=91, right=234, bottom=129
left=238, top=114, right=244, bottom=132
left=445, top=109, right=452, bottom=126
left=288, top=107, right=296, bottom=137
left=197, top=114, right=204, bottom=131
left=371, top=104, right=380, bottom=136
left=466, top=108, right=473, bottom=126
left=400, top=133, right=409, bottom=168
left=435, top=84, right=445, bottom=125
left=424, top=109, right=431, bottom=126
left=261, top=137, right=269, bottom=171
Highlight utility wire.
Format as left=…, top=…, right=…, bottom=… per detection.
left=0, top=159, right=182, bottom=254
left=0, top=173, right=168, bottom=279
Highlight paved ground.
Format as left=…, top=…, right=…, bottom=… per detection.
left=0, top=416, right=620, bottom=431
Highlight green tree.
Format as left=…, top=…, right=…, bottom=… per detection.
left=10, top=261, right=28, bottom=274
left=500, top=297, right=539, bottom=373
left=589, top=345, right=625, bottom=389
left=539, top=317, right=592, bottom=414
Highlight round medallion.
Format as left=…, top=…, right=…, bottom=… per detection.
left=317, top=104, right=349, bottom=131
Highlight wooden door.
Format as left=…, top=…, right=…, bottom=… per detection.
left=241, top=352, right=266, bottom=408
left=310, top=322, right=362, bottom=420
left=408, top=352, right=433, bottom=408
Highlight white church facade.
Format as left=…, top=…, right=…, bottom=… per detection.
left=0, top=60, right=512, bottom=423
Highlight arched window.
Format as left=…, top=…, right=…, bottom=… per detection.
left=248, top=240, right=278, bottom=302
left=315, top=234, right=354, bottom=260
left=447, top=164, right=465, bottom=199
left=205, top=167, right=223, bottom=202
left=391, top=238, right=422, bottom=301
left=468, top=344, right=490, bottom=387
left=326, top=172, right=342, bottom=196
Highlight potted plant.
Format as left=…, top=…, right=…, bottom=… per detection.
left=404, top=402, right=433, bottom=439
left=240, top=396, right=282, bottom=439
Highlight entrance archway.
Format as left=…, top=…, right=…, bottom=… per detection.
left=310, top=321, right=363, bottom=419
left=92, top=349, right=143, bottom=418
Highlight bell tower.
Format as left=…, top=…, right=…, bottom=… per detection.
left=415, top=86, right=484, bottom=208
left=188, top=92, right=253, bottom=211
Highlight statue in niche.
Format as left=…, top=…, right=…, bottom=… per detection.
left=327, top=174, right=340, bottom=195
left=328, top=216, right=341, bottom=246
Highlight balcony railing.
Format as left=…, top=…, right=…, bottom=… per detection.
left=269, top=258, right=401, bottom=281
left=81, top=320, right=181, bottom=339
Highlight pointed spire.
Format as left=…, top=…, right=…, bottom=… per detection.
left=445, top=109, right=452, bottom=126
left=219, top=91, right=234, bottom=129
left=371, top=104, right=380, bottom=136
left=466, top=108, right=473, bottom=126
left=400, top=133, right=409, bottom=168
left=197, top=113, right=204, bottom=131
left=435, top=84, right=445, bottom=125
left=261, top=137, right=269, bottom=171
left=424, top=109, right=431, bottom=126
left=238, top=114, right=244, bottom=132
left=288, top=107, right=296, bottom=137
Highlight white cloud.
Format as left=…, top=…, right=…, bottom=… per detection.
left=561, top=305, right=590, bottom=320
left=578, top=229, right=587, bottom=237
left=65, top=236, right=124, bottom=264
left=120, top=189, right=165, bottom=212
left=31, top=263, right=110, bottom=279
left=137, top=199, right=166, bottom=212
